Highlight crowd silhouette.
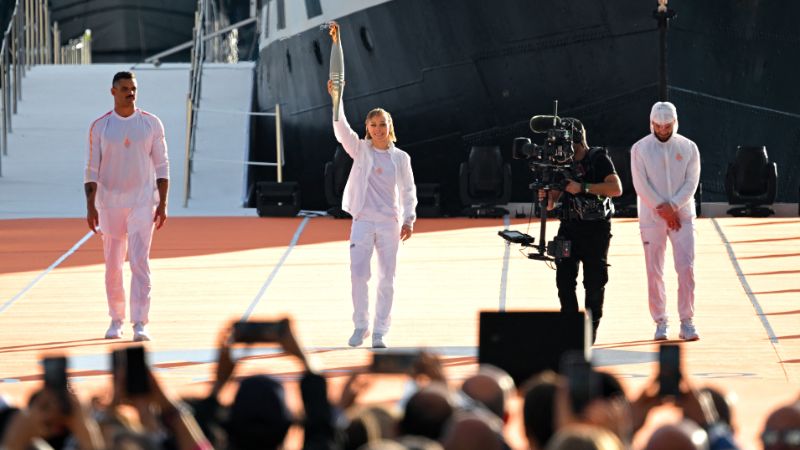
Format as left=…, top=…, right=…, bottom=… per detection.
left=1, top=318, right=798, bottom=450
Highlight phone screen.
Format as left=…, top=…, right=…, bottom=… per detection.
left=43, top=356, right=68, bottom=391
left=658, top=344, right=681, bottom=398
left=369, top=352, right=419, bottom=374
left=232, top=320, right=287, bottom=343
left=110, top=349, right=124, bottom=382
left=125, top=346, right=150, bottom=395
left=43, top=356, right=72, bottom=414
left=560, top=351, right=597, bottom=414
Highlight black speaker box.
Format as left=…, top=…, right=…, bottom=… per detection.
left=478, top=311, right=590, bottom=386
left=256, top=181, right=301, bottom=217
left=416, top=183, right=442, bottom=218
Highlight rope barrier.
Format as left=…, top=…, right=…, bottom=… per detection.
left=191, top=156, right=278, bottom=167
left=195, top=106, right=277, bottom=116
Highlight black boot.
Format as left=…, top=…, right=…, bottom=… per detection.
left=591, top=320, right=600, bottom=345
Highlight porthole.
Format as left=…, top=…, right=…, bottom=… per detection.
left=360, top=26, right=374, bottom=52
left=313, top=40, right=323, bottom=65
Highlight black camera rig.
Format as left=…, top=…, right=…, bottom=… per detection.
left=500, top=100, right=579, bottom=262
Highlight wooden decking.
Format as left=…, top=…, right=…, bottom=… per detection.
left=1, top=216, right=798, bottom=449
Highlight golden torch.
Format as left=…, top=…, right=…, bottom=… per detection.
left=329, top=22, right=345, bottom=121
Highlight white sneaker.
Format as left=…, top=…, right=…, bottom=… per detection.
left=654, top=321, right=669, bottom=341
left=372, top=334, right=387, bottom=349
left=105, top=320, right=123, bottom=339
left=133, top=322, right=151, bottom=342
left=679, top=320, right=700, bottom=341
left=348, top=328, right=369, bottom=347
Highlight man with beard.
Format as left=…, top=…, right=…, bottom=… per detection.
left=631, top=102, right=701, bottom=341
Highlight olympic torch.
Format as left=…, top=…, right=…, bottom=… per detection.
left=329, top=22, right=345, bottom=121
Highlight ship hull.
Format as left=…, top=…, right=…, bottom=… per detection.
left=50, top=0, right=197, bottom=62
left=249, top=0, right=800, bottom=213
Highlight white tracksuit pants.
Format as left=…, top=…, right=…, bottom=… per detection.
left=350, top=219, right=401, bottom=336
left=640, top=219, right=695, bottom=323
left=99, top=204, right=156, bottom=324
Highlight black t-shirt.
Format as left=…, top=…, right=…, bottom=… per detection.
left=562, top=147, right=617, bottom=221
left=575, top=147, right=616, bottom=184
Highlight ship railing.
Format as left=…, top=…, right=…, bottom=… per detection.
left=56, top=28, right=92, bottom=65
left=179, top=0, right=260, bottom=207
left=143, top=16, right=255, bottom=66
left=1, top=0, right=89, bottom=173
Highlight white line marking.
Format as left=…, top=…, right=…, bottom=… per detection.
left=710, top=217, right=789, bottom=380
left=241, top=217, right=311, bottom=320
left=499, top=214, right=511, bottom=311
left=1, top=230, right=96, bottom=314
left=710, top=218, right=779, bottom=344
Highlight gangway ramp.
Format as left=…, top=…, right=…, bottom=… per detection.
left=0, top=62, right=255, bottom=219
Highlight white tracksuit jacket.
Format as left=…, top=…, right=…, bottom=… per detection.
left=631, top=131, right=700, bottom=323
left=332, top=103, right=417, bottom=227
left=85, top=109, right=169, bottom=210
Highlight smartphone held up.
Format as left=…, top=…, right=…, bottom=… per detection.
left=110, top=345, right=151, bottom=395
left=232, top=319, right=289, bottom=344
left=42, top=355, right=72, bottom=413
left=560, top=350, right=600, bottom=414
left=658, top=343, right=682, bottom=398
left=369, top=351, right=420, bottom=374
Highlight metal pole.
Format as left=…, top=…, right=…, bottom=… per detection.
left=183, top=95, right=192, bottom=207
left=15, top=4, right=24, bottom=82
left=275, top=103, right=282, bottom=182
left=2, top=41, right=8, bottom=158
left=52, top=22, right=59, bottom=64
left=33, top=0, right=39, bottom=64
left=29, top=0, right=35, bottom=65
left=44, top=0, right=51, bottom=64
left=40, top=0, right=46, bottom=64
left=11, top=16, right=18, bottom=112
left=653, top=0, right=676, bottom=102
left=25, top=0, right=31, bottom=69
left=38, top=0, right=44, bottom=65
left=84, top=30, right=92, bottom=64
left=4, top=43, right=11, bottom=136
left=31, top=0, right=36, bottom=64
left=15, top=11, right=21, bottom=101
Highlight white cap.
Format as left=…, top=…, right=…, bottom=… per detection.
left=650, top=101, right=678, bottom=124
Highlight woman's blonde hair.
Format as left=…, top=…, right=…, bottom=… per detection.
left=545, top=424, right=624, bottom=450
left=364, top=108, right=397, bottom=143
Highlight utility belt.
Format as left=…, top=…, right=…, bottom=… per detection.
left=562, top=194, right=614, bottom=221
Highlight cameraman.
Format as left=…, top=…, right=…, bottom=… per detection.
left=541, top=121, right=622, bottom=344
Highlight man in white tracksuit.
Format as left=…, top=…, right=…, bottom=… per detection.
left=631, top=102, right=700, bottom=341
left=328, top=80, right=417, bottom=349
left=85, top=71, right=169, bottom=342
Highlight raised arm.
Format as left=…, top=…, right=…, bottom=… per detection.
left=328, top=80, right=360, bottom=158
